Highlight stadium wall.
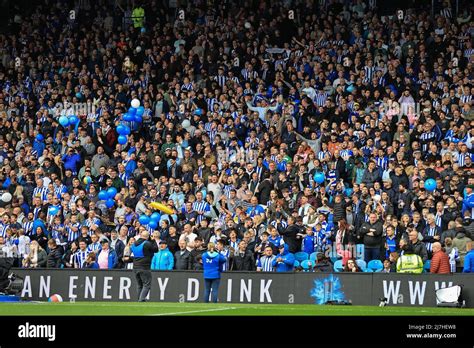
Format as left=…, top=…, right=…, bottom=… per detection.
left=11, top=269, right=474, bottom=307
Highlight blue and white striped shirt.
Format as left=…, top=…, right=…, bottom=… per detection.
left=33, top=186, right=48, bottom=201
left=74, top=250, right=90, bottom=268
left=257, top=255, right=276, bottom=272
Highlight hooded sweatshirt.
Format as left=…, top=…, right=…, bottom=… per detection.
left=202, top=250, right=226, bottom=279
left=272, top=244, right=295, bottom=272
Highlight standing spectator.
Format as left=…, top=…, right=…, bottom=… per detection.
left=408, top=229, right=429, bottom=263
left=430, top=242, right=451, bottom=274
left=273, top=244, right=295, bottom=272
left=151, top=240, right=174, bottom=270
left=359, top=213, right=383, bottom=263
left=97, top=240, right=118, bottom=269
left=256, top=246, right=276, bottom=272
left=396, top=245, right=423, bottom=274
left=453, top=229, right=473, bottom=272
left=131, top=231, right=157, bottom=302
left=46, top=239, right=63, bottom=268
left=110, top=230, right=125, bottom=269
left=231, top=241, right=255, bottom=271
left=280, top=216, right=302, bottom=254
left=202, top=242, right=226, bottom=303
left=189, top=237, right=206, bottom=269
left=463, top=242, right=474, bottom=273
left=174, top=240, right=192, bottom=270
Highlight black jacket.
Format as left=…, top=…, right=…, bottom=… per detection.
left=174, top=249, right=192, bottom=270
left=359, top=220, right=384, bottom=248
left=280, top=224, right=303, bottom=253
left=231, top=250, right=255, bottom=271
left=190, top=247, right=206, bottom=269
left=112, top=239, right=125, bottom=268
left=132, top=238, right=158, bottom=270
left=46, top=246, right=64, bottom=268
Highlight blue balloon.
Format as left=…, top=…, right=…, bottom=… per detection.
left=49, top=206, right=59, bottom=216
left=128, top=107, right=137, bottom=116
left=194, top=108, right=202, bottom=116
left=123, top=113, right=134, bottom=122
left=123, top=125, right=131, bottom=135
left=345, top=188, right=353, bottom=196
left=116, top=124, right=128, bottom=135
left=347, top=85, right=355, bottom=93
left=75, top=92, right=82, bottom=99
left=105, top=199, right=115, bottom=208
left=36, top=134, right=44, bottom=142
left=424, top=178, right=437, bottom=192
left=141, top=27, right=146, bottom=33
left=107, top=187, right=118, bottom=199
left=69, top=115, right=79, bottom=125
left=136, top=106, right=145, bottom=116
left=139, top=215, right=150, bottom=225
left=118, top=135, right=128, bottom=145
left=59, top=116, right=69, bottom=127
left=134, top=115, right=143, bottom=123
left=314, top=172, right=325, bottom=184
left=148, top=220, right=158, bottom=230
left=98, top=190, right=108, bottom=200
left=150, top=212, right=161, bottom=222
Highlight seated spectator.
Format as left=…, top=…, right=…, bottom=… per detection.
left=343, top=258, right=361, bottom=273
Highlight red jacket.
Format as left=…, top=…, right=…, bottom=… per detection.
left=430, top=250, right=451, bottom=274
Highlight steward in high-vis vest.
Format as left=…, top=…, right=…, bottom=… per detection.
left=131, top=231, right=157, bottom=301
left=132, top=6, right=145, bottom=28
left=396, top=244, right=424, bottom=274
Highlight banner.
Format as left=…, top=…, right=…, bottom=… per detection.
left=11, top=269, right=474, bottom=307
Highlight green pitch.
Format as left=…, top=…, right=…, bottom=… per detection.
left=1, top=302, right=473, bottom=316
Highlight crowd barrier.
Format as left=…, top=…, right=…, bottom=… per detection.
left=12, top=269, right=474, bottom=307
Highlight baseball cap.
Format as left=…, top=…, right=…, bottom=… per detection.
left=159, top=240, right=167, bottom=245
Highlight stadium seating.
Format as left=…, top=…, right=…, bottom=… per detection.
left=300, top=260, right=314, bottom=272
left=328, top=251, right=341, bottom=263
left=423, top=260, right=431, bottom=273
left=295, top=252, right=309, bottom=262
left=294, top=260, right=300, bottom=268
left=333, top=260, right=344, bottom=272
left=355, top=245, right=365, bottom=260
left=367, top=260, right=384, bottom=272
left=356, top=260, right=367, bottom=272
left=309, top=252, right=318, bottom=262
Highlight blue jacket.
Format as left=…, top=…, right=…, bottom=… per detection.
left=33, top=140, right=45, bottom=157
left=97, top=248, right=118, bottom=269
left=32, top=220, right=48, bottom=238
left=202, top=251, right=226, bottom=279
left=463, top=250, right=474, bottom=273
left=151, top=247, right=174, bottom=270
left=62, top=153, right=81, bottom=173
left=272, top=244, right=295, bottom=272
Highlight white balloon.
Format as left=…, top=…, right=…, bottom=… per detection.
left=182, top=119, right=190, bottom=129
left=244, top=22, right=251, bottom=29
left=135, top=46, right=142, bottom=53
left=1, top=192, right=12, bottom=203
left=131, top=99, right=140, bottom=108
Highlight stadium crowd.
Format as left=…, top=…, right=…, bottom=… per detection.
left=0, top=0, right=473, bottom=275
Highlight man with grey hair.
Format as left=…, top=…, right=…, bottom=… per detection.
left=131, top=231, right=157, bottom=302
